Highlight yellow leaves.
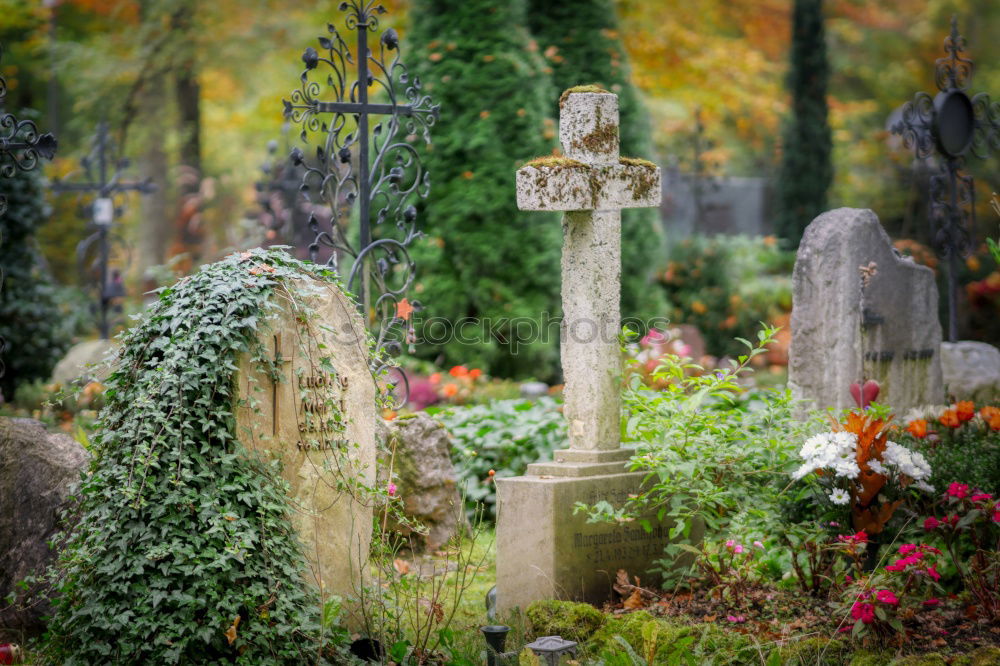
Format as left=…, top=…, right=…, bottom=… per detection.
left=225, top=615, right=240, bottom=645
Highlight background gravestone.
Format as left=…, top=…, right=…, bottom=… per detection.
left=789, top=208, right=944, bottom=412
left=234, top=278, right=378, bottom=602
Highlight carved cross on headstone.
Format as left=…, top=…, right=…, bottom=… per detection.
left=270, top=332, right=294, bottom=438
left=515, top=88, right=661, bottom=470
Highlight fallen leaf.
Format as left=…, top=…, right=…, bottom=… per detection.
left=225, top=616, right=241, bottom=645
left=623, top=589, right=645, bottom=610
left=393, top=558, right=410, bottom=575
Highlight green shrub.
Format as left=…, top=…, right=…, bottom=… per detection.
left=407, top=0, right=563, bottom=380
left=0, top=158, right=71, bottom=400
left=436, top=396, right=566, bottom=521
left=576, top=327, right=816, bottom=584
left=656, top=235, right=793, bottom=358
left=524, top=600, right=605, bottom=644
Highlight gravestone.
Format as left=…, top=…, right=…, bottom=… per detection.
left=497, top=88, right=670, bottom=612
left=234, top=278, right=378, bottom=601
left=789, top=208, right=944, bottom=412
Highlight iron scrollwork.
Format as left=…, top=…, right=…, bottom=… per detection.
left=283, top=1, right=439, bottom=402
left=889, top=17, right=999, bottom=342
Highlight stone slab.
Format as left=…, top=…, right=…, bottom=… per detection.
left=234, top=278, right=377, bottom=602
left=941, top=341, right=1000, bottom=403
left=496, top=471, right=682, bottom=612
left=526, top=460, right=632, bottom=477
left=789, top=208, right=944, bottom=412
left=50, top=338, right=119, bottom=386
left=553, top=448, right=632, bottom=463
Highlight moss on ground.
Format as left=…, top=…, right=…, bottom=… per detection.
left=770, top=637, right=850, bottom=665
left=525, top=600, right=606, bottom=644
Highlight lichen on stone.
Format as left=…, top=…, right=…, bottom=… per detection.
left=523, top=155, right=587, bottom=170
left=571, top=104, right=619, bottom=155
left=559, top=84, right=612, bottom=107
left=619, top=156, right=657, bottom=169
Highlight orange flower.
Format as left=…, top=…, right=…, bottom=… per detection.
left=983, top=406, right=1000, bottom=431
left=468, top=368, right=482, bottom=380
left=940, top=409, right=961, bottom=428
left=956, top=401, right=976, bottom=422
left=429, top=372, right=441, bottom=385
left=905, top=419, right=928, bottom=438
left=382, top=409, right=397, bottom=421
left=691, top=300, right=707, bottom=315
left=441, top=383, right=459, bottom=398
left=449, top=365, right=469, bottom=378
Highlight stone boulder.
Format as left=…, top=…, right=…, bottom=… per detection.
left=384, top=412, right=464, bottom=551
left=50, top=339, right=119, bottom=387
left=0, top=418, right=88, bottom=635
left=941, top=341, right=1000, bottom=404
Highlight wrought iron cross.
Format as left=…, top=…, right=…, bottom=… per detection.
left=890, top=17, right=1000, bottom=342
left=0, top=44, right=58, bottom=218
left=283, top=0, right=438, bottom=402
left=51, top=121, right=154, bottom=339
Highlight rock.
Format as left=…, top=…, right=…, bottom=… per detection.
left=0, top=417, right=88, bottom=635
left=50, top=339, right=119, bottom=387
left=520, top=381, right=549, bottom=399
left=384, top=412, right=464, bottom=551
left=789, top=208, right=944, bottom=413
left=941, top=341, right=1000, bottom=404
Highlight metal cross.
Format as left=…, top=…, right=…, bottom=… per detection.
left=890, top=17, right=1000, bottom=342
left=50, top=121, right=154, bottom=339
left=270, top=332, right=294, bottom=438
left=0, top=44, right=58, bottom=217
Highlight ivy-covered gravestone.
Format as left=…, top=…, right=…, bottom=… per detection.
left=46, top=250, right=382, bottom=664
left=234, top=273, right=378, bottom=601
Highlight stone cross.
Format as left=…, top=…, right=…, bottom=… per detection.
left=515, top=89, right=661, bottom=473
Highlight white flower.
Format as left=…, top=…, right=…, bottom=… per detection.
left=829, top=488, right=850, bottom=505
left=913, top=480, right=935, bottom=493
left=883, top=441, right=932, bottom=481
left=793, top=431, right=861, bottom=480
left=868, top=459, right=888, bottom=476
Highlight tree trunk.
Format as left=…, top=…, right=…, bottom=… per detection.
left=136, top=70, right=171, bottom=288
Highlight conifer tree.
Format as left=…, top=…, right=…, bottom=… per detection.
left=407, top=0, right=562, bottom=378
left=527, top=0, right=665, bottom=320
left=776, top=0, right=833, bottom=245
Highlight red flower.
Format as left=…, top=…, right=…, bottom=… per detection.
left=468, top=368, right=482, bottom=380
left=994, top=509, right=1000, bottom=523
left=947, top=482, right=969, bottom=499
left=851, top=602, right=876, bottom=624
left=970, top=492, right=993, bottom=502
left=926, top=565, right=941, bottom=581
left=899, top=544, right=918, bottom=555
left=449, top=365, right=469, bottom=378
left=923, top=598, right=940, bottom=608
left=876, top=589, right=899, bottom=605
left=923, top=516, right=940, bottom=530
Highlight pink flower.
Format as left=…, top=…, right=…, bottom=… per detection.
left=726, top=615, right=746, bottom=623
left=753, top=540, right=765, bottom=550
left=725, top=539, right=735, bottom=548
left=851, top=602, right=876, bottom=624
left=899, top=544, right=918, bottom=555
left=828, top=521, right=840, bottom=527
left=923, top=516, right=940, bottom=530
left=993, top=509, right=1000, bottom=523
left=387, top=483, right=397, bottom=497
left=948, top=482, right=969, bottom=499
left=845, top=574, right=853, bottom=583
left=733, top=544, right=745, bottom=554
left=970, top=493, right=993, bottom=502
left=876, top=589, right=899, bottom=605
left=926, top=565, right=940, bottom=581
left=923, top=598, right=940, bottom=607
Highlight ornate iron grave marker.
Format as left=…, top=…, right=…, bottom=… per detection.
left=0, top=45, right=58, bottom=218
left=283, top=0, right=439, bottom=398
left=890, top=17, right=999, bottom=342
left=51, top=122, right=154, bottom=339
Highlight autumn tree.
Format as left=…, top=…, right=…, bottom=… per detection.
left=776, top=0, right=832, bottom=245
left=527, top=0, right=664, bottom=320
left=407, top=0, right=563, bottom=379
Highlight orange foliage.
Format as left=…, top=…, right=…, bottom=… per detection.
left=833, top=412, right=900, bottom=534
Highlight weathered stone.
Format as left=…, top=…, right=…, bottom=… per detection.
left=941, top=341, right=1000, bottom=403
left=383, top=412, right=464, bottom=551
left=789, top=208, right=944, bottom=412
left=0, top=418, right=88, bottom=635
left=499, top=89, right=667, bottom=612
left=50, top=338, right=118, bottom=386
left=234, top=278, right=378, bottom=602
